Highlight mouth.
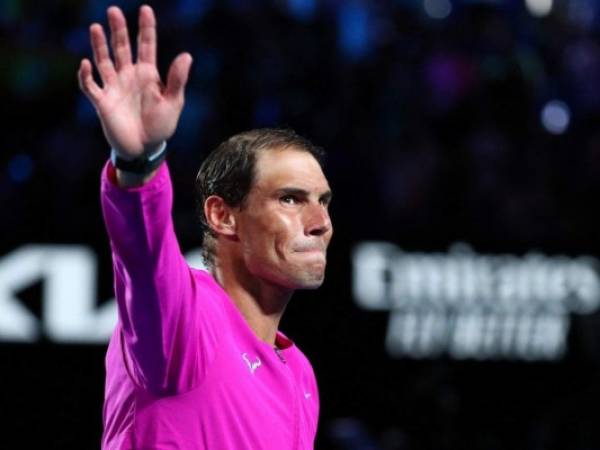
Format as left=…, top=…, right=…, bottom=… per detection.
left=293, top=248, right=326, bottom=259
left=293, top=242, right=327, bottom=253
left=293, top=247, right=327, bottom=264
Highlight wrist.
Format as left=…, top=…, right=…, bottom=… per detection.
left=111, top=141, right=168, bottom=175
left=115, top=166, right=161, bottom=188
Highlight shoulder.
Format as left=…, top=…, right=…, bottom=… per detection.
left=191, top=269, right=224, bottom=296
left=288, top=339, right=317, bottom=379
left=189, top=268, right=229, bottom=316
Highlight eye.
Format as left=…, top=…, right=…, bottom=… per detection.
left=320, top=196, right=332, bottom=208
left=280, top=195, right=299, bottom=205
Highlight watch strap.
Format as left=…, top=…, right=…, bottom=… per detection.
left=110, top=142, right=168, bottom=174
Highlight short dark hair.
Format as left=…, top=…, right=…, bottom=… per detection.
left=195, top=128, right=325, bottom=270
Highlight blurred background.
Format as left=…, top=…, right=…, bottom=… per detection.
left=3, top=0, right=600, bottom=448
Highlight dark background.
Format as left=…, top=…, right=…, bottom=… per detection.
left=3, top=0, right=600, bottom=448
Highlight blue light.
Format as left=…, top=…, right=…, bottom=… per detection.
left=337, top=1, right=370, bottom=61
left=173, top=93, right=210, bottom=149
left=194, top=48, right=221, bottom=82
left=176, top=0, right=211, bottom=24
left=76, top=94, right=98, bottom=125
left=424, top=0, right=452, bottom=19
left=84, top=0, right=137, bottom=21
left=287, top=0, right=316, bottom=21
left=8, top=154, right=34, bottom=183
left=64, top=27, right=89, bottom=55
left=541, top=100, right=571, bottom=135
left=254, top=97, right=280, bottom=127
left=84, top=0, right=114, bottom=22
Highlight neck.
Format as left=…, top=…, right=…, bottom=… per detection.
left=212, top=258, right=293, bottom=347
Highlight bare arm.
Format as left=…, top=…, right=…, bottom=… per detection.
left=78, top=5, right=192, bottom=186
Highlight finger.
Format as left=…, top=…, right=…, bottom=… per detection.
left=137, top=4, right=156, bottom=65
left=107, top=6, right=132, bottom=70
left=165, top=52, right=193, bottom=102
left=78, top=58, right=103, bottom=103
left=90, top=23, right=117, bottom=84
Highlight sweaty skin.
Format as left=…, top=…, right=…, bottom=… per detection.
left=235, top=148, right=332, bottom=289
left=212, top=148, right=333, bottom=344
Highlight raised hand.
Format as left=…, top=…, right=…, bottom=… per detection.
left=78, top=5, right=192, bottom=158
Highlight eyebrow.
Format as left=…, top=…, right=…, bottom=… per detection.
left=276, top=187, right=333, bottom=203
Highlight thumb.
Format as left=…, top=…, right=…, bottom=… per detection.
left=165, top=52, right=193, bottom=103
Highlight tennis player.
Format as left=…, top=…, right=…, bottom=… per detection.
left=78, top=5, right=332, bottom=449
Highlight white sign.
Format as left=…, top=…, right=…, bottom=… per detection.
left=352, top=242, right=600, bottom=361
left=0, top=245, right=205, bottom=343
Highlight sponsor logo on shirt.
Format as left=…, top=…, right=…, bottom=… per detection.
left=242, top=353, right=261, bottom=374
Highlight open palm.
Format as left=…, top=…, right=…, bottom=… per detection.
left=78, top=5, right=192, bottom=158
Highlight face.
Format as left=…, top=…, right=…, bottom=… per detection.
left=233, top=148, right=333, bottom=290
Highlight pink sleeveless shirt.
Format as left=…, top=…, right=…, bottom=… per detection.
left=100, top=162, right=319, bottom=449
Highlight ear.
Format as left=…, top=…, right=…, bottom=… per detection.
left=204, top=195, right=237, bottom=238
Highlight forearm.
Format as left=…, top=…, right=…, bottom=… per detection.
left=82, top=4, right=196, bottom=393
left=102, top=161, right=195, bottom=392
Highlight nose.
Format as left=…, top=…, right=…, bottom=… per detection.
left=304, top=203, right=332, bottom=237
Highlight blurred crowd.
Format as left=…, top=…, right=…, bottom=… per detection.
left=4, top=0, right=600, bottom=448
left=3, top=0, right=600, bottom=253
left=4, top=0, right=600, bottom=254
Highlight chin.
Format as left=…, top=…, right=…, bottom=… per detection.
left=293, top=279, right=324, bottom=290
left=289, top=269, right=326, bottom=290
left=255, top=259, right=327, bottom=290
left=266, top=268, right=325, bottom=290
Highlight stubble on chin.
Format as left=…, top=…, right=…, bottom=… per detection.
left=292, top=262, right=327, bottom=290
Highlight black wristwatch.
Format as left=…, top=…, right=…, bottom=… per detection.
left=110, top=142, right=168, bottom=174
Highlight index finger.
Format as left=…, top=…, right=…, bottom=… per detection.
left=136, top=4, right=156, bottom=65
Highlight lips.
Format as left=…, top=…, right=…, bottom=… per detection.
left=293, top=246, right=327, bottom=264
left=293, top=244, right=326, bottom=253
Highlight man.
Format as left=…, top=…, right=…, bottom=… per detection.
left=78, top=4, right=333, bottom=450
